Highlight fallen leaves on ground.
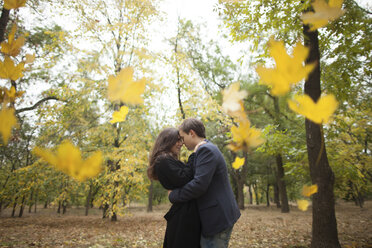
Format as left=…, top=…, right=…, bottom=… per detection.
left=0, top=202, right=371, bottom=248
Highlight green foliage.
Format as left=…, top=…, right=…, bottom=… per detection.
left=327, top=109, right=372, bottom=204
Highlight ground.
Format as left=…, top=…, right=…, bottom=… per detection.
left=0, top=201, right=371, bottom=248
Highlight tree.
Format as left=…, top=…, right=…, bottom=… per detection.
left=51, top=0, right=160, bottom=220
left=216, top=0, right=370, bottom=246
left=303, top=23, right=340, bottom=247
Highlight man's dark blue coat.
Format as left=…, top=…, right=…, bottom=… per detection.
left=169, top=141, right=241, bottom=237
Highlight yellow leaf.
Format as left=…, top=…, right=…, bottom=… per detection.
left=0, top=56, right=25, bottom=81
left=228, top=120, right=265, bottom=152
left=297, top=199, right=310, bottom=211
left=222, top=82, right=248, bottom=114
left=109, top=106, right=129, bottom=124
left=232, top=157, right=245, bottom=170
left=4, top=86, right=24, bottom=103
left=288, top=94, right=338, bottom=124
left=256, top=39, right=316, bottom=96
left=0, top=24, right=25, bottom=57
left=33, top=140, right=103, bottom=182
left=0, top=107, right=17, bottom=145
left=302, top=184, right=318, bottom=197
left=107, top=67, right=146, bottom=105
left=301, top=0, right=345, bottom=31
left=25, top=54, right=36, bottom=64
left=3, top=0, right=27, bottom=10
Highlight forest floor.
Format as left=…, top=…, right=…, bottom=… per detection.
left=0, top=201, right=371, bottom=248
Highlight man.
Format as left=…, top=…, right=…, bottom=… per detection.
left=169, top=118, right=241, bottom=248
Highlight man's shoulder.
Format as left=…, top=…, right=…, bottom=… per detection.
left=204, top=141, right=219, bottom=151
left=197, top=141, right=221, bottom=155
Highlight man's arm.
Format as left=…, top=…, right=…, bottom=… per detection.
left=169, top=146, right=217, bottom=203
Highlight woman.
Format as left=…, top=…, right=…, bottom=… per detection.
left=148, top=128, right=201, bottom=248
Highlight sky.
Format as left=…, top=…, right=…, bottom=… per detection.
left=151, top=0, right=225, bottom=54
left=161, top=0, right=220, bottom=30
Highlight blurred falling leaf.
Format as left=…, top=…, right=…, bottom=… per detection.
left=107, top=67, right=146, bottom=105
left=232, top=157, right=245, bottom=170
left=297, top=199, right=310, bottom=211
left=256, top=39, right=315, bottom=96
left=222, top=82, right=248, bottom=113
left=3, top=0, right=27, bottom=10
left=110, top=106, right=129, bottom=124
left=0, top=24, right=25, bottom=57
left=301, top=0, right=345, bottom=31
left=33, top=140, right=103, bottom=182
left=0, top=56, right=25, bottom=81
left=4, top=86, right=25, bottom=103
left=1, top=24, right=25, bottom=57
left=0, top=107, right=17, bottom=145
left=288, top=94, right=338, bottom=124
left=25, top=54, right=36, bottom=64
left=228, top=120, right=265, bottom=152
left=302, top=184, right=318, bottom=197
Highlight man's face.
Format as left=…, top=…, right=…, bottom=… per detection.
left=179, top=130, right=194, bottom=151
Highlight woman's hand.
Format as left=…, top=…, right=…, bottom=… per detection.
left=194, top=141, right=206, bottom=152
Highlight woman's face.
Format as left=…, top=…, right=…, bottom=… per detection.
left=170, top=138, right=183, bottom=156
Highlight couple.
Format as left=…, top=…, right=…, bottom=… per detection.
left=148, top=118, right=241, bottom=248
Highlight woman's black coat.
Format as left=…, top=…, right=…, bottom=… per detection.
left=155, top=153, right=201, bottom=248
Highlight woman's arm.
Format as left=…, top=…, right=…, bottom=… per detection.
left=156, top=157, right=194, bottom=189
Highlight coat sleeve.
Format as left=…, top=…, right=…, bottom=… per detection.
left=169, top=146, right=217, bottom=203
left=156, top=157, right=194, bottom=189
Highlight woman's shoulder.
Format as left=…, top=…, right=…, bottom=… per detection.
left=156, top=153, right=174, bottom=162
left=155, top=154, right=180, bottom=167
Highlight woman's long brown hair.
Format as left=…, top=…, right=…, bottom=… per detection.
left=147, top=128, right=180, bottom=180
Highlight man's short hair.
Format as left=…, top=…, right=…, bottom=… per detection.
left=179, top=118, right=206, bottom=138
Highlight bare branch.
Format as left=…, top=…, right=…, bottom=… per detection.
left=15, top=96, right=61, bottom=114
left=351, top=0, right=372, bottom=15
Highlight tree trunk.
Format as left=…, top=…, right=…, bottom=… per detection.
left=106, top=158, right=120, bottom=221
left=111, top=188, right=118, bottom=221
left=248, top=185, right=253, bottom=205
left=57, top=201, right=61, bottom=214
left=11, top=201, right=17, bottom=217
left=102, top=203, right=109, bottom=219
left=266, top=184, right=270, bottom=207
left=62, top=200, right=67, bottom=214
left=303, top=24, right=341, bottom=248
left=85, top=184, right=92, bottom=216
left=230, top=152, right=248, bottom=210
left=0, top=8, right=10, bottom=43
left=147, top=180, right=153, bottom=212
left=0, top=200, right=3, bottom=216
left=44, top=200, right=48, bottom=208
left=273, top=95, right=290, bottom=213
left=111, top=212, right=117, bottom=221
left=231, top=170, right=245, bottom=209
left=236, top=178, right=245, bottom=209
left=252, top=184, right=259, bottom=205
left=19, top=196, right=25, bottom=217
left=28, top=191, right=33, bottom=213
left=34, top=191, right=38, bottom=213
left=276, top=154, right=289, bottom=212
left=350, top=182, right=364, bottom=208
left=274, top=180, right=281, bottom=208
